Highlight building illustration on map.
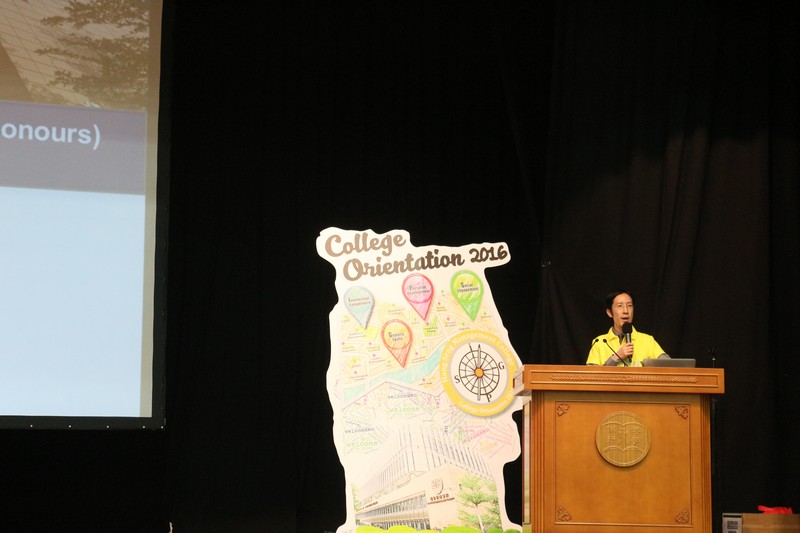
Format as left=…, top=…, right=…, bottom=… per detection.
left=317, top=228, right=524, bottom=533
left=353, top=424, right=495, bottom=530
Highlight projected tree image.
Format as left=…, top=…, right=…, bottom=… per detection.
left=35, top=0, right=150, bottom=109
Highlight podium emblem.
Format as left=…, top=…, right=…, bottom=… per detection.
left=595, top=411, right=651, bottom=467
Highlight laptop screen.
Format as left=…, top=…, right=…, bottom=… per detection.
left=641, top=358, right=696, bottom=368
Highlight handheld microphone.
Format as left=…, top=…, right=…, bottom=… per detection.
left=603, top=338, right=628, bottom=366
left=622, top=322, right=633, bottom=344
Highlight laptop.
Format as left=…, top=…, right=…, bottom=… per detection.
left=641, top=358, right=696, bottom=368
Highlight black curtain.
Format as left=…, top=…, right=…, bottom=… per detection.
left=534, top=0, right=800, bottom=515
left=163, top=2, right=548, bottom=532
left=1, top=2, right=797, bottom=532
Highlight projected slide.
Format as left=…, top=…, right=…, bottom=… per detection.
left=0, top=0, right=162, bottom=424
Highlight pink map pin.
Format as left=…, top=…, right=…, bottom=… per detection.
left=381, top=319, right=412, bottom=367
left=402, top=274, right=434, bottom=320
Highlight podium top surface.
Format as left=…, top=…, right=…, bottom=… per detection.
left=513, top=364, right=725, bottom=395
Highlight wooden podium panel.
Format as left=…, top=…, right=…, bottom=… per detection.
left=514, top=365, right=725, bottom=533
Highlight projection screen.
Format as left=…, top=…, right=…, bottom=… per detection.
left=0, top=0, right=166, bottom=428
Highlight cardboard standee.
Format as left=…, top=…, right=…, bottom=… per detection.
left=317, top=228, right=525, bottom=533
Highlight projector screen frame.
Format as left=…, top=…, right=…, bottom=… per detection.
left=0, top=0, right=169, bottom=430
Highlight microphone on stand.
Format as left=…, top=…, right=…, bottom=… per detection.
left=603, top=339, right=628, bottom=367
left=586, top=338, right=602, bottom=365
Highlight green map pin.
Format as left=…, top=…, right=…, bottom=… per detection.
left=450, top=270, right=484, bottom=321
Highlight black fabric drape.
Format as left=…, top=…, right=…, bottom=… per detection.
left=534, top=0, right=799, bottom=515
left=162, top=2, right=546, bottom=532
left=2, top=2, right=797, bottom=532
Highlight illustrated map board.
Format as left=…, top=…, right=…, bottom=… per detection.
left=317, top=228, right=525, bottom=533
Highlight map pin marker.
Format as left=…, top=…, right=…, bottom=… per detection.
left=450, top=270, right=484, bottom=321
left=343, top=286, right=374, bottom=328
left=381, top=319, right=412, bottom=367
left=402, top=273, right=434, bottom=320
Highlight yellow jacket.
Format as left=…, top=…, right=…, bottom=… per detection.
left=586, top=326, right=667, bottom=366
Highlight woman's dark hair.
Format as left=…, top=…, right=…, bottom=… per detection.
left=605, top=289, right=635, bottom=310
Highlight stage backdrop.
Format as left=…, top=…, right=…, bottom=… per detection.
left=318, top=228, right=525, bottom=533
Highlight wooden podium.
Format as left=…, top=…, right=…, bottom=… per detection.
left=513, top=365, right=725, bottom=533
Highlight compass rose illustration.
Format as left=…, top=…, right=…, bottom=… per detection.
left=440, top=330, right=518, bottom=416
